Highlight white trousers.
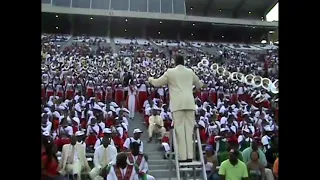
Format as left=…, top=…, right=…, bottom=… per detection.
left=59, top=161, right=82, bottom=180
left=172, top=110, right=195, bottom=160
left=265, top=168, right=275, bottom=180
left=128, top=95, right=135, bottom=118
left=146, top=174, right=155, bottom=180
left=148, top=124, right=166, bottom=138
left=89, top=167, right=101, bottom=180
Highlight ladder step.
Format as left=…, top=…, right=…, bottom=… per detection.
left=178, top=161, right=202, bottom=166
left=180, top=167, right=202, bottom=172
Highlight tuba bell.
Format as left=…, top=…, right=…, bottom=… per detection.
left=254, top=93, right=265, bottom=104
left=123, top=57, right=132, bottom=67
left=217, top=67, right=225, bottom=75
left=197, top=62, right=204, bottom=69
left=262, top=78, right=272, bottom=91
left=253, top=76, right=262, bottom=87
left=201, top=58, right=209, bottom=67
left=223, top=70, right=231, bottom=79
left=150, top=69, right=156, bottom=76
left=231, top=72, right=238, bottom=81
left=235, top=72, right=244, bottom=82
left=210, top=63, right=218, bottom=72
left=244, top=74, right=255, bottom=85
left=270, top=80, right=279, bottom=94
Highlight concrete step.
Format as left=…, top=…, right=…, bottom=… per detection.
left=149, top=169, right=203, bottom=179
left=148, top=164, right=168, bottom=170
left=148, top=159, right=169, bottom=166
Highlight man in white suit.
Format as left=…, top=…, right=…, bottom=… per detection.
left=89, top=135, right=118, bottom=180
left=147, top=107, right=166, bottom=142
left=148, top=55, right=203, bottom=162
left=58, top=135, right=91, bottom=180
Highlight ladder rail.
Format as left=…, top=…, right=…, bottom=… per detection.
left=195, top=127, right=208, bottom=180
left=168, top=128, right=181, bottom=180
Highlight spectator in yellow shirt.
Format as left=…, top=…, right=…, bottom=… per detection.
left=218, top=149, right=248, bottom=180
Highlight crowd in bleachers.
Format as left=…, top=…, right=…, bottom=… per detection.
left=41, top=34, right=278, bottom=180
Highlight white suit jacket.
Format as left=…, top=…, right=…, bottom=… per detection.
left=149, top=65, right=203, bottom=112
left=59, top=143, right=91, bottom=172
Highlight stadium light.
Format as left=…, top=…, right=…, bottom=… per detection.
left=261, top=40, right=267, bottom=44
left=250, top=37, right=252, bottom=39
left=158, top=31, right=161, bottom=35
left=125, top=19, right=128, bottom=22
left=190, top=7, right=193, bottom=10
left=124, top=29, right=127, bottom=32
left=191, top=33, right=194, bottom=36
left=55, top=15, right=58, bottom=18
left=90, top=17, right=93, bottom=20
left=269, top=31, right=274, bottom=34
left=192, top=23, right=195, bottom=26
left=221, top=35, right=224, bottom=38
left=248, top=11, right=251, bottom=14
left=160, top=21, right=162, bottom=24
left=55, top=26, right=59, bottom=29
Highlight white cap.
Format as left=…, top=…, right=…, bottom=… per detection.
left=220, top=128, right=229, bottom=132
left=198, top=120, right=205, bottom=128
left=243, top=128, right=250, bottom=133
left=93, top=104, right=103, bottom=111
left=103, top=128, right=112, bottom=134
left=75, top=131, right=84, bottom=136
left=98, top=102, right=105, bottom=107
left=110, top=102, right=119, bottom=108
left=72, top=117, right=80, bottom=124
left=152, top=107, right=161, bottom=111
left=59, top=105, right=66, bottom=111
left=133, top=128, right=143, bottom=133
left=42, top=131, right=50, bottom=137
left=264, top=125, right=273, bottom=132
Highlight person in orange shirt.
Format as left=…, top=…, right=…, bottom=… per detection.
left=273, top=157, right=279, bottom=179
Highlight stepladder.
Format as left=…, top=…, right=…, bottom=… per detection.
left=167, top=125, right=207, bottom=180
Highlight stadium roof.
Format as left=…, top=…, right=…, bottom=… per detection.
left=186, top=0, right=278, bottom=19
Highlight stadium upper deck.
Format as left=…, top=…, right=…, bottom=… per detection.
left=42, top=0, right=278, bottom=27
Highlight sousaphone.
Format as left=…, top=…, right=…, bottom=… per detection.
left=150, top=69, right=156, bottom=76
left=270, top=79, right=279, bottom=94
left=262, top=78, right=272, bottom=91
left=254, top=93, right=265, bottom=104
left=201, top=58, right=209, bottom=67
left=244, top=74, right=255, bottom=85
left=210, top=63, right=218, bottom=72
left=231, top=72, right=238, bottom=81
left=197, top=62, right=204, bottom=69
left=223, top=70, right=231, bottom=79
left=123, top=57, right=132, bottom=67
left=217, top=67, right=225, bottom=75
left=236, top=73, right=245, bottom=82
left=253, top=76, right=262, bottom=87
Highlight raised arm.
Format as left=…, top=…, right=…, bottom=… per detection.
left=192, top=71, right=203, bottom=89
left=148, top=72, right=168, bottom=87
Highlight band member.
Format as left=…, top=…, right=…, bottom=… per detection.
left=41, top=84, right=46, bottom=99
left=209, top=85, right=217, bottom=104
left=115, top=84, right=125, bottom=106
left=94, top=128, right=115, bottom=150
left=89, top=135, right=117, bottom=180
left=127, top=142, right=155, bottom=180
left=123, top=128, right=144, bottom=153
left=101, top=152, right=139, bottom=180
left=65, top=83, right=74, bottom=100
left=58, top=135, right=91, bottom=180
left=148, top=55, right=203, bottom=162
left=56, top=84, right=64, bottom=98
left=105, top=86, right=113, bottom=102
left=86, top=80, right=94, bottom=97
left=46, top=84, right=55, bottom=98
left=147, top=107, right=166, bottom=143
left=95, top=86, right=103, bottom=102
left=201, top=87, right=209, bottom=102
left=138, top=82, right=148, bottom=112
left=126, top=80, right=138, bottom=120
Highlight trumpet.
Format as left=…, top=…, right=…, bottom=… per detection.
left=150, top=69, right=156, bottom=76
left=244, top=74, right=254, bottom=85
left=123, top=57, right=132, bottom=67
left=253, top=76, right=262, bottom=87
left=197, top=62, right=204, bottom=68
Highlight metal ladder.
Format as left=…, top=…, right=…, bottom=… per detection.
left=168, top=126, right=207, bottom=180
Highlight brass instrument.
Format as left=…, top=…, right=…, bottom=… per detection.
left=262, top=78, right=272, bottom=91
left=236, top=73, right=245, bottom=82
left=244, top=74, right=255, bottom=85
left=217, top=67, right=225, bottom=75
left=270, top=80, right=279, bottom=94
left=223, top=70, right=231, bottom=79
left=253, top=76, right=262, bottom=87
left=201, top=58, right=209, bottom=67
left=231, top=72, right=238, bottom=81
